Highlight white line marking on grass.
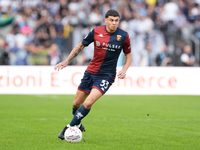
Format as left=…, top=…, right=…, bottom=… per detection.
left=97, top=118, right=195, bottom=122
left=33, top=95, right=58, bottom=99
left=5, top=118, right=199, bottom=122
left=35, top=118, right=71, bottom=121
left=36, top=118, right=47, bottom=120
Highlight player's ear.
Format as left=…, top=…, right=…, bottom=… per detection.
left=104, top=18, right=107, bottom=23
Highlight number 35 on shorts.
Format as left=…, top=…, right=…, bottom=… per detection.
left=100, top=80, right=110, bottom=92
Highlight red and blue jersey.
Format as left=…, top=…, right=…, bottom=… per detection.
left=82, top=25, right=131, bottom=76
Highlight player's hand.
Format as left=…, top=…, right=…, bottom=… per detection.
left=54, top=61, right=68, bottom=71
left=117, top=70, right=126, bottom=79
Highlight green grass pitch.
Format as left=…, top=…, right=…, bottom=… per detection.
left=0, top=95, right=200, bottom=150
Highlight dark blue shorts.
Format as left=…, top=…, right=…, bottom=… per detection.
left=78, top=71, right=115, bottom=95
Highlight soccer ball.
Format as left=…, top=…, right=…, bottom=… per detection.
left=64, top=126, right=82, bottom=143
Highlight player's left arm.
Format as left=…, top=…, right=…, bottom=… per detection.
left=117, top=52, right=132, bottom=79
left=117, top=33, right=132, bottom=79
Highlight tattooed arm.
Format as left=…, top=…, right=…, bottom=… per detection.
left=54, top=43, right=85, bottom=71
left=117, top=52, right=132, bottom=79
left=64, top=43, right=85, bottom=64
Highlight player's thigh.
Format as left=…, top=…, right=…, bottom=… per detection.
left=93, top=74, right=115, bottom=94
left=83, top=88, right=103, bottom=109
left=78, top=71, right=93, bottom=94
left=73, top=90, right=89, bottom=108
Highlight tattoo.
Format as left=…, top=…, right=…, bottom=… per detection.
left=123, top=56, right=127, bottom=65
left=68, top=43, right=84, bottom=62
left=72, top=47, right=81, bottom=58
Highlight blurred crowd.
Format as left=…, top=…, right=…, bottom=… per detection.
left=0, top=0, right=199, bottom=66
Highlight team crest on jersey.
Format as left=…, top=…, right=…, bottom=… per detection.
left=117, top=35, right=121, bottom=41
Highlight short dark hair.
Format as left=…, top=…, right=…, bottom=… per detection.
left=105, top=9, right=120, bottom=18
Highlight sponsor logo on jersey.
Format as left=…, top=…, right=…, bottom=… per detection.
left=95, top=41, right=101, bottom=46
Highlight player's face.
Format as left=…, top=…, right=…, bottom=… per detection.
left=105, top=16, right=119, bottom=33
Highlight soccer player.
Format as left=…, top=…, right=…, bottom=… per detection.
left=54, top=9, right=132, bottom=140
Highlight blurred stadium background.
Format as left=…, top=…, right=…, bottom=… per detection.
left=0, top=0, right=200, bottom=67
left=0, top=1, right=200, bottom=149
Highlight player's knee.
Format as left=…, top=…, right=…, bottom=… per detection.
left=83, top=101, right=92, bottom=109
left=73, top=101, right=82, bottom=109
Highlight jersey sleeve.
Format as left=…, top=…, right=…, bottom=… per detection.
left=122, top=33, right=131, bottom=54
left=82, top=28, right=94, bottom=46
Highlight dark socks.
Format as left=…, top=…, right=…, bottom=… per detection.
left=72, top=108, right=77, bottom=115
left=70, top=105, right=91, bottom=126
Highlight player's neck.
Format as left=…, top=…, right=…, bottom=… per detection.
left=105, top=26, right=117, bottom=33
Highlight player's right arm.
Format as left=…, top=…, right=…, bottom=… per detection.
left=54, top=42, right=85, bottom=71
